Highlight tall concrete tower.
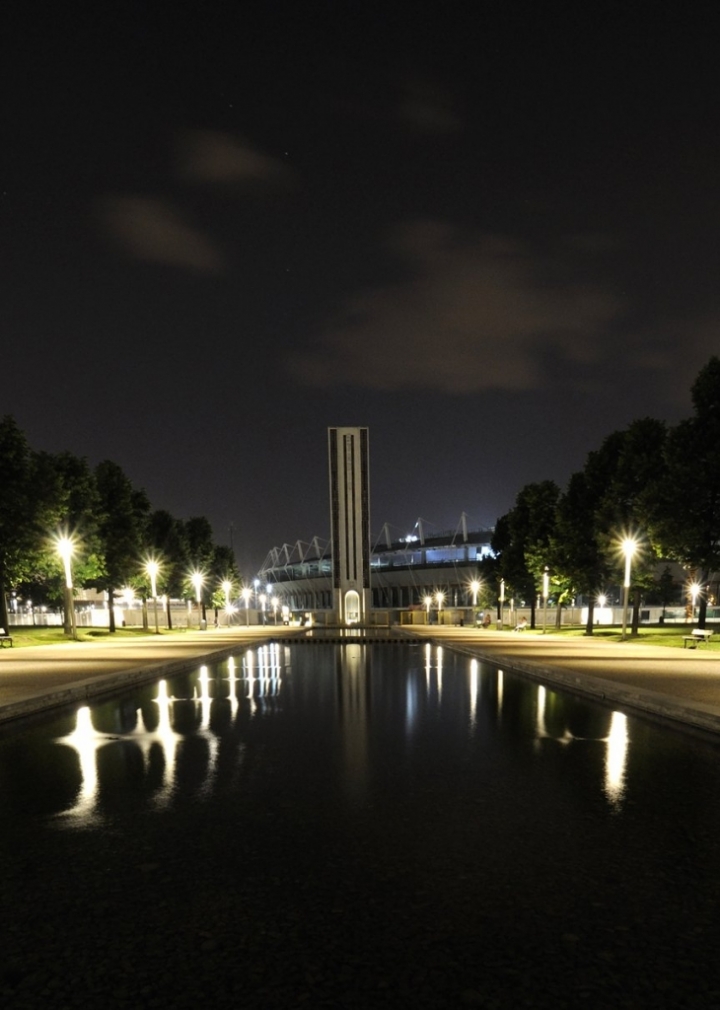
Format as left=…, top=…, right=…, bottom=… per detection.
left=328, top=427, right=371, bottom=624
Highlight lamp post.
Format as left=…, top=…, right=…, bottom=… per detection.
left=259, top=593, right=267, bottom=625
left=597, top=593, right=607, bottom=627
left=242, top=587, right=252, bottom=626
left=689, top=582, right=701, bottom=621
left=423, top=594, right=432, bottom=625
left=435, top=590, right=445, bottom=626
left=499, top=579, right=505, bottom=630
left=191, top=571, right=205, bottom=630
left=222, top=580, right=232, bottom=626
left=56, top=535, right=77, bottom=640
left=271, top=595, right=279, bottom=624
left=542, top=566, right=549, bottom=634
left=620, top=538, right=637, bottom=641
left=146, top=559, right=160, bottom=634
left=470, top=579, right=481, bottom=608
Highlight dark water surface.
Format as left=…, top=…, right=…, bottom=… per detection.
left=2, top=642, right=720, bottom=1008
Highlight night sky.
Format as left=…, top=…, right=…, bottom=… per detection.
left=4, top=6, right=718, bottom=573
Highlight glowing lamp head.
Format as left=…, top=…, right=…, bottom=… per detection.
left=622, top=538, right=638, bottom=559
left=190, top=571, right=204, bottom=601
left=55, top=534, right=76, bottom=587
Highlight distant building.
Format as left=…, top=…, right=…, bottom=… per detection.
left=328, top=427, right=371, bottom=624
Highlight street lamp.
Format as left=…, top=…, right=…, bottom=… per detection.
left=542, top=566, right=549, bottom=634
left=597, top=593, right=607, bottom=627
left=191, top=571, right=205, bottom=630
left=423, top=594, right=432, bottom=625
left=259, top=593, right=267, bottom=625
left=689, top=582, right=701, bottom=620
left=146, top=559, right=161, bottom=634
left=241, top=586, right=252, bottom=626
left=222, top=580, right=233, bottom=626
left=271, top=595, right=279, bottom=624
left=469, top=579, right=481, bottom=608
left=55, top=534, right=77, bottom=640
left=499, top=579, right=505, bottom=630
left=620, top=538, right=638, bottom=641
left=435, top=590, right=445, bottom=625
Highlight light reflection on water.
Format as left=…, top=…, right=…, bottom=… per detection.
left=0, top=642, right=694, bottom=832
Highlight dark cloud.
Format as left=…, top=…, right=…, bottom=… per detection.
left=99, top=197, right=223, bottom=273
left=175, top=130, right=294, bottom=188
left=289, top=221, right=625, bottom=394
left=395, top=79, right=463, bottom=134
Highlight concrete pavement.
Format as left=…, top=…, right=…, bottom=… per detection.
left=0, top=627, right=301, bottom=725
left=3, top=625, right=720, bottom=737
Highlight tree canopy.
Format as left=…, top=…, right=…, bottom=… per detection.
left=0, top=418, right=236, bottom=631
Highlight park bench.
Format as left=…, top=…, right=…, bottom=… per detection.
left=0, top=627, right=13, bottom=647
left=683, top=628, right=714, bottom=648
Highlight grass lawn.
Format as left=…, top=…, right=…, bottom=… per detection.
left=2, top=626, right=191, bottom=648
left=547, top=625, right=718, bottom=649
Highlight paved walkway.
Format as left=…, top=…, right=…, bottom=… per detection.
left=0, top=628, right=299, bottom=725
left=3, top=626, right=720, bottom=737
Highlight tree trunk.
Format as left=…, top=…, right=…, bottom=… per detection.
left=166, top=597, right=173, bottom=630
left=530, top=600, right=536, bottom=629
left=108, top=587, right=116, bottom=632
left=698, top=596, right=708, bottom=629
left=0, top=569, right=9, bottom=630
left=142, top=597, right=149, bottom=632
left=697, top=571, right=710, bottom=628
left=630, top=588, right=641, bottom=636
left=555, top=603, right=562, bottom=629
left=585, top=598, right=595, bottom=635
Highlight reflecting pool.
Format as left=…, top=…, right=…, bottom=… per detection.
left=2, top=642, right=720, bottom=1008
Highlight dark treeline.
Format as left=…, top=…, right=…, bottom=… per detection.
left=483, top=357, right=720, bottom=632
left=0, top=418, right=238, bottom=630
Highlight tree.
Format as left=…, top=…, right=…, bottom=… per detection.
left=493, top=481, right=560, bottom=628
left=652, top=357, right=720, bottom=627
left=554, top=471, right=610, bottom=634
left=144, top=510, right=189, bottom=630
left=0, top=416, right=54, bottom=628
left=208, top=544, right=240, bottom=621
left=652, top=565, right=678, bottom=623
left=27, top=452, right=104, bottom=612
left=94, top=461, right=150, bottom=632
left=183, top=516, right=215, bottom=622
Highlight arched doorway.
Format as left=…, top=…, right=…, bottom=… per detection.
left=344, top=590, right=360, bottom=625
